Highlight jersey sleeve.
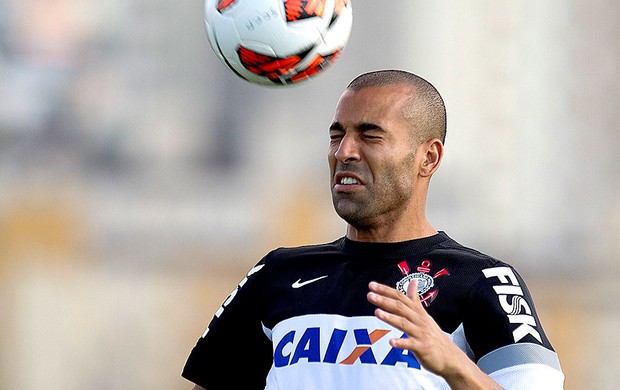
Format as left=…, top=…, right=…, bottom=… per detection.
left=463, top=264, right=564, bottom=389
left=182, top=258, right=273, bottom=390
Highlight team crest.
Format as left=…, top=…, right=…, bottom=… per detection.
left=396, top=260, right=449, bottom=307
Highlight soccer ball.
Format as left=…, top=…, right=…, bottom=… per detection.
left=204, top=0, right=353, bottom=86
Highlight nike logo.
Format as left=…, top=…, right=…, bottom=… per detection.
left=292, top=275, right=328, bottom=289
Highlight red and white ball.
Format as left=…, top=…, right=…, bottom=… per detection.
left=205, top=0, right=353, bottom=86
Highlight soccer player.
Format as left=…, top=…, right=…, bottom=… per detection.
left=182, top=70, right=565, bottom=389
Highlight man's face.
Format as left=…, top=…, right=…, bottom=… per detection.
left=328, top=85, right=421, bottom=228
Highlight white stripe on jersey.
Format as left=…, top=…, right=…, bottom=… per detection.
left=263, top=314, right=564, bottom=389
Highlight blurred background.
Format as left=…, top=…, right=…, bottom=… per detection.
left=0, top=0, right=618, bottom=388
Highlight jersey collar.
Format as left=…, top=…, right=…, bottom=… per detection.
left=338, top=231, right=450, bottom=258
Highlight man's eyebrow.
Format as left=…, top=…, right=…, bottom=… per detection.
left=329, top=122, right=343, bottom=131
left=329, top=122, right=385, bottom=132
left=358, top=122, right=385, bottom=132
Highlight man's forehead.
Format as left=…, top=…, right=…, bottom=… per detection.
left=334, top=85, right=412, bottom=122
left=340, top=85, right=411, bottom=110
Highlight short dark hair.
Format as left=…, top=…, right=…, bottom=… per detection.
left=347, top=70, right=447, bottom=144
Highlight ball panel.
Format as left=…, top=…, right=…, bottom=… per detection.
left=334, top=0, right=349, bottom=16
left=288, top=49, right=341, bottom=83
left=238, top=45, right=310, bottom=84
left=317, top=0, right=352, bottom=53
left=284, top=0, right=326, bottom=22
left=216, top=0, right=238, bottom=12
left=231, top=4, right=321, bottom=57
left=205, top=4, right=244, bottom=69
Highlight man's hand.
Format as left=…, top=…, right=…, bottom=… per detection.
left=367, top=280, right=503, bottom=390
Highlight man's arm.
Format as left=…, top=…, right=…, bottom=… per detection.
left=367, top=280, right=503, bottom=390
left=191, top=386, right=205, bottom=390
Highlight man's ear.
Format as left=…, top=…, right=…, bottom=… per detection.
left=419, top=139, right=444, bottom=177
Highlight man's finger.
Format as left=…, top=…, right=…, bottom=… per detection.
left=406, top=278, right=420, bottom=303
left=368, top=281, right=418, bottom=319
left=368, top=281, right=412, bottom=310
left=368, top=281, right=402, bottom=299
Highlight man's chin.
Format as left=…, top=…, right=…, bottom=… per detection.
left=333, top=204, right=373, bottom=228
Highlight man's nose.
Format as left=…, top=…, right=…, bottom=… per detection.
left=334, top=133, right=361, bottom=163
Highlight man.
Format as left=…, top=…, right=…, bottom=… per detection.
left=182, top=70, right=564, bottom=389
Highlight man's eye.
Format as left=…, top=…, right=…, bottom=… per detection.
left=329, top=133, right=344, bottom=140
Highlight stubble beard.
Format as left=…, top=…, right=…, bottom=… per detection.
left=332, top=172, right=413, bottom=230
left=332, top=194, right=376, bottom=228
left=331, top=151, right=418, bottom=230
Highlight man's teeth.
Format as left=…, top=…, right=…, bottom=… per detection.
left=341, top=177, right=360, bottom=185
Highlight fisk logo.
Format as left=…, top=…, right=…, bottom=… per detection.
left=202, top=264, right=264, bottom=338
left=273, top=327, right=420, bottom=369
left=482, top=267, right=542, bottom=343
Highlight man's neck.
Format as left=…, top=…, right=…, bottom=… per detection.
left=345, top=221, right=437, bottom=243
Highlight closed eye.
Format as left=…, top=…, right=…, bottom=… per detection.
left=329, top=122, right=345, bottom=140
left=328, top=122, right=385, bottom=141
left=359, top=123, right=385, bottom=140
left=329, top=131, right=344, bottom=140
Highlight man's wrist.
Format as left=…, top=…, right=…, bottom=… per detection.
left=441, top=355, right=502, bottom=390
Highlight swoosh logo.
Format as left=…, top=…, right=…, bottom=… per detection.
left=292, top=275, right=328, bottom=289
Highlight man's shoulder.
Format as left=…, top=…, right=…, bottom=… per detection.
left=436, top=233, right=511, bottom=270
left=264, top=238, right=345, bottom=262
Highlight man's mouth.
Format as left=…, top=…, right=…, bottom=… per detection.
left=339, top=176, right=360, bottom=185
left=334, top=172, right=364, bottom=189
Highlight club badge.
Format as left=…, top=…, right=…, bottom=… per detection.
left=396, top=260, right=449, bottom=307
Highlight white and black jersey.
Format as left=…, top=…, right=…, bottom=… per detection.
left=182, top=232, right=564, bottom=389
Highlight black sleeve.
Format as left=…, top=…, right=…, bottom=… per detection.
left=463, top=263, right=555, bottom=362
left=182, top=259, right=273, bottom=389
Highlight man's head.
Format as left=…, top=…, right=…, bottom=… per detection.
left=328, top=70, right=446, bottom=241
left=346, top=70, right=447, bottom=145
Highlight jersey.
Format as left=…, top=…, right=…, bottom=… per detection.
left=182, top=232, right=564, bottom=389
